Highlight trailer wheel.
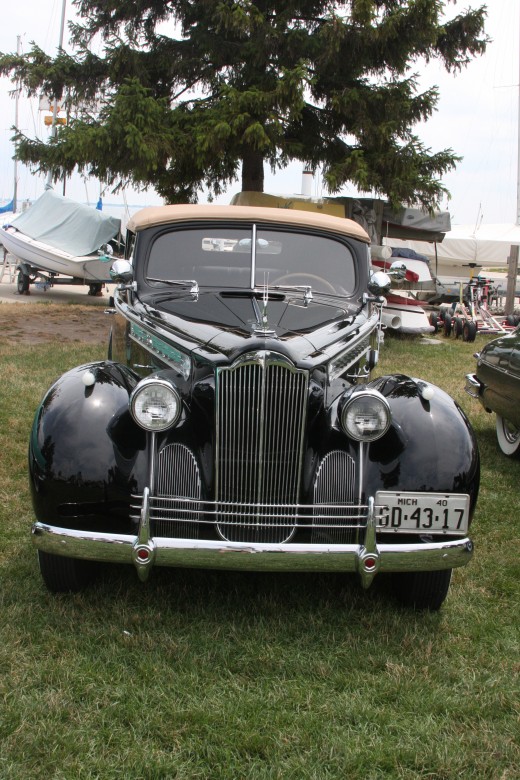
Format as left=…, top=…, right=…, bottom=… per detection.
left=443, top=312, right=452, bottom=337
left=453, top=317, right=463, bottom=339
left=463, top=321, right=477, bottom=342
left=17, top=270, right=30, bottom=294
left=88, top=283, right=103, bottom=296
left=429, top=313, right=439, bottom=333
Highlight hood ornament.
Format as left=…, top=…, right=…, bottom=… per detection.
left=252, top=273, right=277, bottom=337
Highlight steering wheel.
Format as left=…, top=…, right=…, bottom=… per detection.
left=272, top=273, right=337, bottom=295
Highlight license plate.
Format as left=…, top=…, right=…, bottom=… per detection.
left=375, top=492, right=470, bottom=534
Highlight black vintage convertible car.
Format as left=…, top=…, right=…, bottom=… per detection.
left=466, top=326, right=520, bottom=457
left=29, top=205, right=479, bottom=609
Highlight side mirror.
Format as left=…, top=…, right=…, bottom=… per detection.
left=110, top=259, right=133, bottom=285
left=368, top=270, right=391, bottom=297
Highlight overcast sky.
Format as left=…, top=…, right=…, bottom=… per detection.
left=1, top=1, right=519, bottom=226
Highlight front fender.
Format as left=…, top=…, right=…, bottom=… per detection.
left=365, top=374, right=480, bottom=517
left=29, top=361, right=147, bottom=532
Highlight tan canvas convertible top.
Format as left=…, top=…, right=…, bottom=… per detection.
left=127, top=204, right=370, bottom=244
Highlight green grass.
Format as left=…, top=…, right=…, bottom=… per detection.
left=1, top=326, right=519, bottom=779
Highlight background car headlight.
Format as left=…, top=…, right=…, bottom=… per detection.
left=340, top=389, right=391, bottom=442
left=130, top=378, right=181, bottom=431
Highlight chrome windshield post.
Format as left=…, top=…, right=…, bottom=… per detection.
left=250, top=223, right=257, bottom=289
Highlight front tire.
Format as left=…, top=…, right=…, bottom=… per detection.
left=496, top=415, right=520, bottom=458
left=393, top=569, right=452, bottom=610
left=38, top=550, right=97, bottom=592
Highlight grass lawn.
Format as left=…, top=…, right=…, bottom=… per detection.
left=0, top=317, right=519, bottom=779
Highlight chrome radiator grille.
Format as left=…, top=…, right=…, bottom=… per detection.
left=215, top=354, right=308, bottom=543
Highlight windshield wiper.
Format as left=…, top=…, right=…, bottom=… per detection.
left=270, top=284, right=313, bottom=303
left=148, top=278, right=199, bottom=295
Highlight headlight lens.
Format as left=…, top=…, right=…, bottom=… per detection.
left=340, top=389, right=391, bottom=442
left=130, top=378, right=181, bottom=431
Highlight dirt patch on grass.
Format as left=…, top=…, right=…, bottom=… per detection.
left=0, top=304, right=111, bottom=345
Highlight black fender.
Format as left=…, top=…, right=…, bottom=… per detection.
left=29, top=361, right=148, bottom=533
left=364, top=374, right=480, bottom=518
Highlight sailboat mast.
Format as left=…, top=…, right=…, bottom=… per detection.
left=45, top=0, right=67, bottom=190
left=13, top=35, right=21, bottom=213
left=517, top=6, right=520, bottom=226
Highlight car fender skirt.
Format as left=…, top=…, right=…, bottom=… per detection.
left=32, top=521, right=474, bottom=584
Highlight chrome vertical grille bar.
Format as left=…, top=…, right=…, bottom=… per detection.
left=216, top=353, right=309, bottom=543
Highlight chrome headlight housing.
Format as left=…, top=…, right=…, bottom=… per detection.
left=340, top=388, right=391, bottom=442
left=130, top=377, right=181, bottom=432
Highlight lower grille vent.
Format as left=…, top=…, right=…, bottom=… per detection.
left=152, top=443, right=201, bottom=539
left=313, top=451, right=359, bottom=544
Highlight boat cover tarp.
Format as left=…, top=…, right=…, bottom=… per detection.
left=9, top=190, right=121, bottom=256
left=0, top=199, right=14, bottom=214
left=382, top=205, right=451, bottom=242
left=388, top=223, right=520, bottom=269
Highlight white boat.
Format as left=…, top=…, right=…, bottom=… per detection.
left=386, top=222, right=520, bottom=279
left=0, top=190, right=121, bottom=289
left=370, top=249, right=435, bottom=334
left=380, top=292, right=434, bottom=335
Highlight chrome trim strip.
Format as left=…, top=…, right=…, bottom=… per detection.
left=32, top=522, right=474, bottom=575
left=115, top=296, right=192, bottom=377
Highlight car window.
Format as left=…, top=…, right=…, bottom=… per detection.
left=147, top=227, right=253, bottom=287
left=146, top=225, right=356, bottom=295
left=255, top=229, right=355, bottom=295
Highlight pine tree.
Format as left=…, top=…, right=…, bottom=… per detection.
left=0, top=1, right=487, bottom=206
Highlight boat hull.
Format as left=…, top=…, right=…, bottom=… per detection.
left=382, top=294, right=434, bottom=335
left=0, top=226, right=112, bottom=282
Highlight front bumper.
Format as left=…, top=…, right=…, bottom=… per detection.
left=32, top=493, right=474, bottom=589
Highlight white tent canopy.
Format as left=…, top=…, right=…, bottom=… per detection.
left=386, top=223, right=520, bottom=274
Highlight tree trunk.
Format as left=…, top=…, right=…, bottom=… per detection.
left=241, top=149, right=264, bottom=192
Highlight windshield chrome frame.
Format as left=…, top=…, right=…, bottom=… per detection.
left=250, top=223, right=257, bottom=289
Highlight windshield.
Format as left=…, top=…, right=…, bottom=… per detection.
left=146, top=225, right=356, bottom=296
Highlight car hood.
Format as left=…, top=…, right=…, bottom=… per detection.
left=137, top=289, right=362, bottom=362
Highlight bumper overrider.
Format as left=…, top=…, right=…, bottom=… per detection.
left=32, top=492, right=474, bottom=589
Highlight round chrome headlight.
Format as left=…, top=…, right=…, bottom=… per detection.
left=130, top=378, right=181, bottom=431
left=340, top=389, right=391, bottom=442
